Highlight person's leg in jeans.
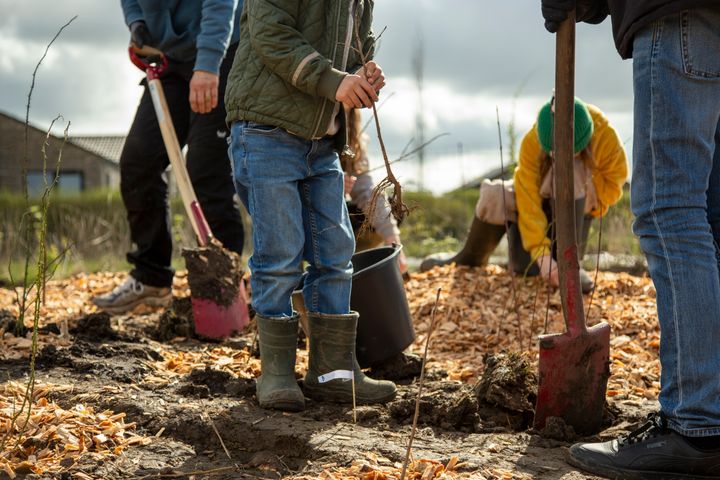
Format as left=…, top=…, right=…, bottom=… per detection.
left=231, top=123, right=394, bottom=408
left=233, top=125, right=354, bottom=316
left=231, top=126, right=355, bottom=311
left=230, top=122, right=309, bottom=410
left=120, top=74, right=191, bottom=288
left=630, top=9, right=720, bottom=436
left=186, top=45, right=244, bottom=255
left=294, top=136, right=395, bottom=404
left=709, top=122, right=720, bottom=276
left=299, top=138, right=354, bottom=315
left=231, top=122, right=314, bottom=316
left=567, top=10, right=720, bottom=478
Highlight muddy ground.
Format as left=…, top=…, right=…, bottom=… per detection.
left=0, top=302, right=656, bottom=480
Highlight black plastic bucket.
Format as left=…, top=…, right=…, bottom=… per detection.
left=292, top=244, right=415, bottom=368
left=351, top=245, right=415, bottom=367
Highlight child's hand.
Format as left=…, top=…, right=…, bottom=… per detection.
left=537, top=254, right=559, bottom=288
left=336, top=74, right=378, bottom=109
left=362, top=61, right=385, bottom=93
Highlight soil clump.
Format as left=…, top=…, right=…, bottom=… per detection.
left=182, top=240, right=243, bottom=306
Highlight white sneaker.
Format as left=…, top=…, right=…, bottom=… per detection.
left=92, top=276, right=171, bottom=314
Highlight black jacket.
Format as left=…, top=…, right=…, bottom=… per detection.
left=607, top=0, right=720, bottom=59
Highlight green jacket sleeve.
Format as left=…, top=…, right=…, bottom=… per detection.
left=245, top=0, right=346, bottom=100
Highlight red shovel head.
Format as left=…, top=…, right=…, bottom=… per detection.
left=534, top=320, right=610, bottom=434
left=192, top=281, right=250, bottom=339
left=182, top=242, right=250, bottom=340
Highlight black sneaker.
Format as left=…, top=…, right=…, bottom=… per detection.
left=568, top=412, right=720, bottom=479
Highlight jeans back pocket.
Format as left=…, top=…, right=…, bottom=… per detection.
left=681, top=9, right=720, bottom=79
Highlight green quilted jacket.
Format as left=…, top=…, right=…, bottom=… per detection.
left=225, top=0, right=375, bottom=140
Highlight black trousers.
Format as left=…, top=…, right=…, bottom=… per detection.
left=120, top=44, right=243, bottom=287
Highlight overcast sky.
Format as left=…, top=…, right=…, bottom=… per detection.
left=0, top=0, right=634, bottom=193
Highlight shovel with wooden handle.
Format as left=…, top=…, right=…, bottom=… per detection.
left=533, top=11, right=610, bottom=435
left=129, top=44, right=249, bottom=339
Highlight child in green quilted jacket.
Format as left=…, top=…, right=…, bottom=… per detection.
left=225, top=0, right=396, bottom=412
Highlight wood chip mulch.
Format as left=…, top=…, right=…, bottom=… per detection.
left=405, top=264, right=660, bottom=404
left=289, top=453, right=488, bottom=480
left=0, top=265, right=660, bottom=478
left=0, top=382, right=150, bottom=479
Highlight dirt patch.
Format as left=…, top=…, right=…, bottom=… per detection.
left=368, top=351, right=423, bottom=382
left=388, top=380, right=479, bottom=432
left=0, top=269, right=662, bottom=479
left=176, top=366, right=255, bottom=398
left=182, top=240, right=243, bottom=306
left=538, top=416, right=580, bottom=442
left=2, top=330, right=655, bottom=480
left=156, top=296, right=195, bottom=341
left=474, top=352, right=537, bottom=431
left=70, top=311, right=118, bottom=341
left=385, top=353, right=539, bottom=434
left=36, top=344, right=75, bottom=369
left=0, top=308, right=24, bottom=336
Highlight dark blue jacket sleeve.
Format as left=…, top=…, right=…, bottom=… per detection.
left=195, top=0, right=239, bottom=74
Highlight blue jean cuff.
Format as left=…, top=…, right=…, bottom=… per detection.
left=668, top=419, right=720, bottom=437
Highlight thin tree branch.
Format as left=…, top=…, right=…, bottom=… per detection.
left=400, top=288, right=442, bottom=480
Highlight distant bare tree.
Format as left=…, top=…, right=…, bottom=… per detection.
left=412, top=34, right=425, bottom=191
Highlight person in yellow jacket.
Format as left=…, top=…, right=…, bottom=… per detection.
left=420, top=97, right=628, bottom=293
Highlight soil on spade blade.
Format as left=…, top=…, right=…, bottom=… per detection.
left=182, top=239, right=243, bottom=306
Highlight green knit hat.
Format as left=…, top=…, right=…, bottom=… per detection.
left=536, top=97, right=593, bottom=154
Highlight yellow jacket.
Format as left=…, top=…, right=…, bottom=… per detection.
left=513, top=104, right=628, bottom=261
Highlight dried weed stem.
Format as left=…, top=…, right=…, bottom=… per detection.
left=400, top=287, right=442, bottom=480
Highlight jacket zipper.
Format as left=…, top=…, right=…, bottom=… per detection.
left=311, top=1, right=344, bottom=138
left=322, top=0, right=356, bottom=136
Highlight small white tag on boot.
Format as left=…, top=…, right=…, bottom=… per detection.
left=317, top=370, right=354, bottom=383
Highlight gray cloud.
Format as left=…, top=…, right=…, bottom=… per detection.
left=373, top=0, right=632, bottom=101
left=0, top=1, right=139, bottom=133
left=0, top=1, right=127, bottom=47
left=0, top=0, right=635, bottom=191
left=368, top=0, right=634, bottom=186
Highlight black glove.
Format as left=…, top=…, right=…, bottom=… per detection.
left=130, top=21, right=153, bottom=48
left=541, top=0, right=609, bottom=33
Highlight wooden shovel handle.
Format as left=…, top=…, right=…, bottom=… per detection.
left=146, top=77, right=212, bottom=246
left=553, top=10, right=587, bottom=336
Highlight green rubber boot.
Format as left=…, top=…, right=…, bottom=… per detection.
left=420, top=216, right=506, bottom=272
left=256, top=314, right=305, bottom=412
left=304, top=312, right=397, bottom=404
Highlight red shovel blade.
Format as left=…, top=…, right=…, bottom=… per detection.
left=534, top=321, right=610, bottom=434
left=192, top=281, right=250, bottom=339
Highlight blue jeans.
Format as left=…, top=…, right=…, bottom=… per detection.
left=631, top=8, right=720, bottom=436
left=230, top=121, right=355, bottom=318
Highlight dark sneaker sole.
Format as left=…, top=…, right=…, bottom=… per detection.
left=568, top=454, right=720, bottom=479
left=93, top=294, right=171, bottom=315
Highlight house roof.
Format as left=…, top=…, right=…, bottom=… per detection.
left=69, top=136, right=126, bottom=164
left=0, top=110, right=126, bottom=165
